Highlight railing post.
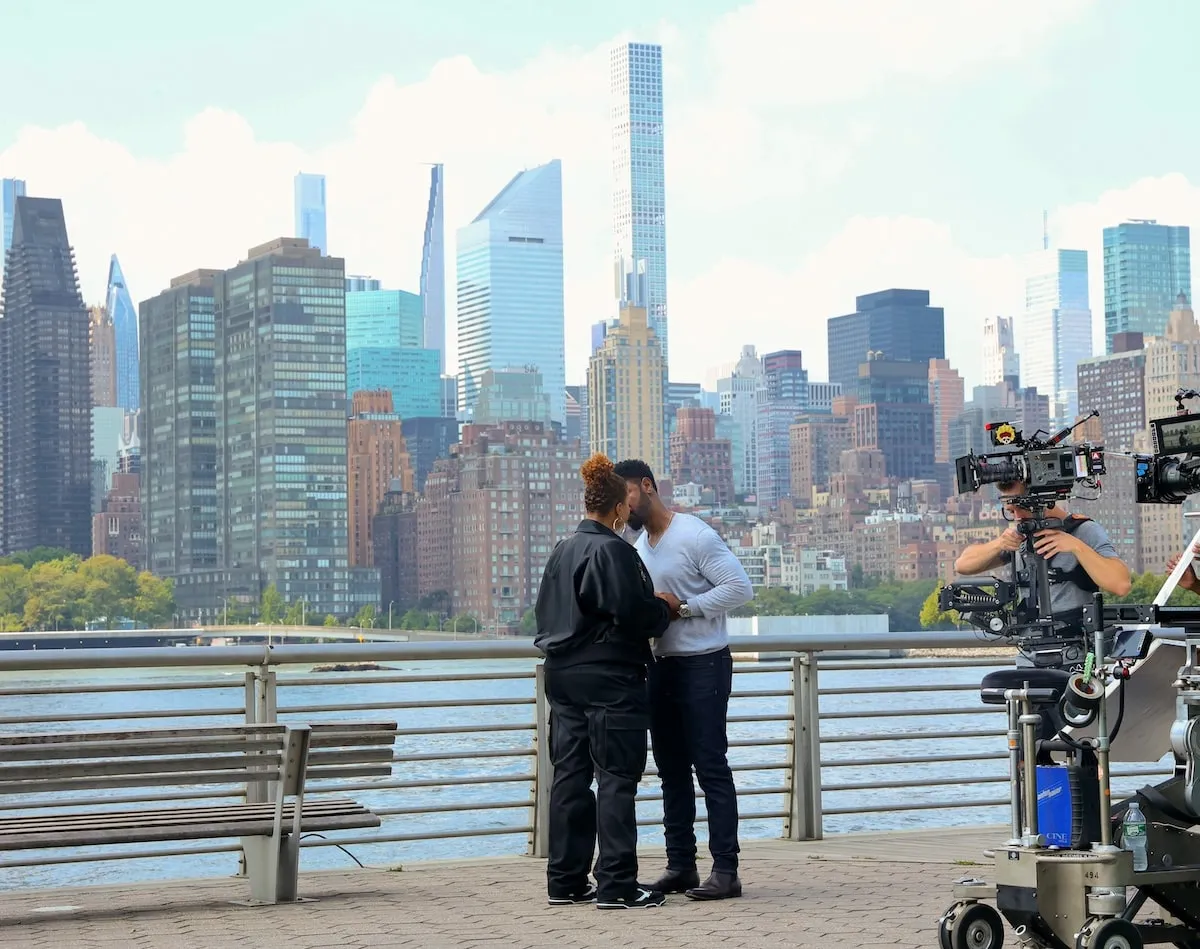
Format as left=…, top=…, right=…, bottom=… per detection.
left=784, top=652, right=823, bottom=841
left=239, top=664, right=278, bottom=878
left=529, top=662, right=552, bottom=858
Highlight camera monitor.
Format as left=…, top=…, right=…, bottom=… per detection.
left=1151, top=412, right=1200, bottom=455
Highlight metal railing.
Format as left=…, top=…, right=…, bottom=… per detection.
left=0, top=631, right=1176, bottom=890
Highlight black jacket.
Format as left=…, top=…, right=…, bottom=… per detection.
left=533, top=519, right=673, bottom=667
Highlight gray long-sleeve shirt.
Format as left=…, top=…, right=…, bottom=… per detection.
left=632, top=513, right=754, bottom=657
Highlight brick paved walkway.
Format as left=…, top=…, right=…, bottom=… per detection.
left=0, top=829, right=1004, bottom=949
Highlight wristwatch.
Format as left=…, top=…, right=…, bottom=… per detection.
left=677, top=602, right=693, bottom=619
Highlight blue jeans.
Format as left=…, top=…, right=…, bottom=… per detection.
left=648, top=646, right=739, bottom=873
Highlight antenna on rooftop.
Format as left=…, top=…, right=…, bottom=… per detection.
left=1042, top=210, right=1049, bottom=250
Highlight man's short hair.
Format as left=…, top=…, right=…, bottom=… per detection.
left=613, top=459, right=657, bottom=491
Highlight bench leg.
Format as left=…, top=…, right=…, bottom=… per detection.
left=241, top=833, right=300, bottom=904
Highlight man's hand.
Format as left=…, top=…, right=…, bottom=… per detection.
left=994, top=527, right=1024, bottom=554
left=1032, top=529, right=1083, bottom=559
left=655, top=591, right=682, bottom=617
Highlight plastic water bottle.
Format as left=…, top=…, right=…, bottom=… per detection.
left=1123, top=801, right=1148, bottom=871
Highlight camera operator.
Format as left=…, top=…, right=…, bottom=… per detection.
left=954, top=481, right=1133, bottom=617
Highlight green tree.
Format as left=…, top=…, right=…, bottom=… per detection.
left=520, top=609, right=537, bottom=636
left=0, top=564, right=28, bottom=620
left=283, top=600, right=307, bottom=625
left=353, top=604, right=377, bottom=628
left=0, top=547, right=74, bottom=569
left=448, top=613, right=478, bottom=633
left=259, top=584, right=284, bottom=624
left=132, top=572, right=174, bottom=627
left=22, top=558, right=83, bottom=630
left=323, top=614, right=338, bottom=627
left=0, top=613, right=21, bottom=632
left=76, top=555, right=138, bottom=625
left=919, top=584, right=959, bottom=629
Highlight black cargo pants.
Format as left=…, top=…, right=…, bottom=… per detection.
left=544, top=661, right=649, bottom=902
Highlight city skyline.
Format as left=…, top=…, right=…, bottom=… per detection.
left=2, top=3, right=1199, bottom=389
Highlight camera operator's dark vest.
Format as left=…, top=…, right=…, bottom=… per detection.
left=1044, top=515, right=1099, bottom=593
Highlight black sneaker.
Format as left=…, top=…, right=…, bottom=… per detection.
left=596, top=887, right=666, bottom=910
left=548, top=883, right=597, bottom=905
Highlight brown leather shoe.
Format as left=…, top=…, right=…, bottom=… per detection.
left=685, top=870, right=742, bottom=901
left=649, top=866, right=700, bottom=893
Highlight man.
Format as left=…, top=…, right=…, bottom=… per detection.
left=613, top=459, right=754, bottom=901
left=954, top=480, right=1133, bottom=629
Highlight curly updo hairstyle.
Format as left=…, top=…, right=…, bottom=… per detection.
left=580, top=452, right=627, bottom=516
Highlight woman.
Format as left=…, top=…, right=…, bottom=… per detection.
left=533, top=452, right=674, bottom=910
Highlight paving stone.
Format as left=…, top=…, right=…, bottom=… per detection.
left=0, top=834, right=1031, bottom=949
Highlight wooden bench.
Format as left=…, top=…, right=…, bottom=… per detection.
left=0, top=720, right=398, bottom=903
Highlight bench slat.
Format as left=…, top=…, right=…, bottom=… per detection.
left=305, top=765, right=393, bottom=781
left=307, top=722, right=397, bottom=736
left=307, top=748, right=394, bottom=766
left=0, top=810, right=380, bottom=852
left=0, top=737, right=287, bottom=763
left=0, top=768, right=282, bottom=795
left=0, top=724, right=286, bottom=747
left=0, top=799, right=367, bottom=833
left=0, top=753, right=286, bottom=783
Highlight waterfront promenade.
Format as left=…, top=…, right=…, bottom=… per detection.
left=0, top=827, right=999, bottom=949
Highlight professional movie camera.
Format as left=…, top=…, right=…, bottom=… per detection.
left=939, top=413, right=1107, bottom=670
left=1135, top=388, right=1200, bottom=504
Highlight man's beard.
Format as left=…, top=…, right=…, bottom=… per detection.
left=626, top=509, right=645, bottom=532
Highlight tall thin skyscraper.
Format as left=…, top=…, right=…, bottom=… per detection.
left=105, top=254, right=140, bottom=411
left=611, top=43, right=669, bottom=367
left=420, top=163, right=446, bottom=373
left=1, top=179, right=26, bottom=255
left=0, top=197, right=93, bottom=556
left=456, top=159, right=565, bottom=424
left=294, top=172, right=328, bottom=254
left=1023, top=248, right=1092, bottom=422
left=1103, top=219, right=1191, bottom=351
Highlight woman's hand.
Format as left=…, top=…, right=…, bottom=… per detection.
left=1167, top=545, right=1200, bottom=592
left=655, top=591, right=681, bottom=617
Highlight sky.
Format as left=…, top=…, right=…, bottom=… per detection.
left=1, top=0, right=1198, bottom=390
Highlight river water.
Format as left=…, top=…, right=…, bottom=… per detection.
left=0, top=656, right=1173, bottom=891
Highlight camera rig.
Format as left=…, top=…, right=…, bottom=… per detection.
left=940, top=413, right=1107, bottom=670
left=942, top=391, right=1200, bottom=671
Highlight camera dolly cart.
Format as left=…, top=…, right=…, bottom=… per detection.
left=937, top=601, right=1200, bottom=949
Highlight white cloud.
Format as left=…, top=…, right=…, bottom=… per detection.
left=676, top=215, right=1027, bottom=388
left=0, top=0, right=1093, bottom=391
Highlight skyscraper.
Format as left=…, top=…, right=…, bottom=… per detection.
left=1023, top=248, right=1092, bottom=422
left=294, top=172, right=328, bottom=255
left=105, top=254, right=140, bottom=411
left=928, top=358, right=965, bottom=465
left=140, top=268, right=219, bottom=580
left=611, top=43, right=669, bottom=367
left=0, top=197, right=93, bottom=556
left=826, top=289, right=946, bottom=391
left=718, top=346, right=764, bottom=497
left=456, top=159, right=565, bottom=424
left=588, top=303, right=666, bottom=477
left=347, top=390, right=414, bottom=569
left=981, top=315, right=1020, bottom=386
left=1103, top=219, right=1191, bottom=350
left=89, top=305, right=117, bottom=407
left=421, top=163, right=446, bottom=372
left=212, top=238, right=354, bottom=614
left=756, top=351, right=809, bottom=507
left=1, top=179, right=25, bottom=255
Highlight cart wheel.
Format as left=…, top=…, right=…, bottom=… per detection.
left=938, top=905, right=959, bottom=949
left=950, top=902, right=1005, bottom=949
left=1080, top=918, right=1142, bottom=949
